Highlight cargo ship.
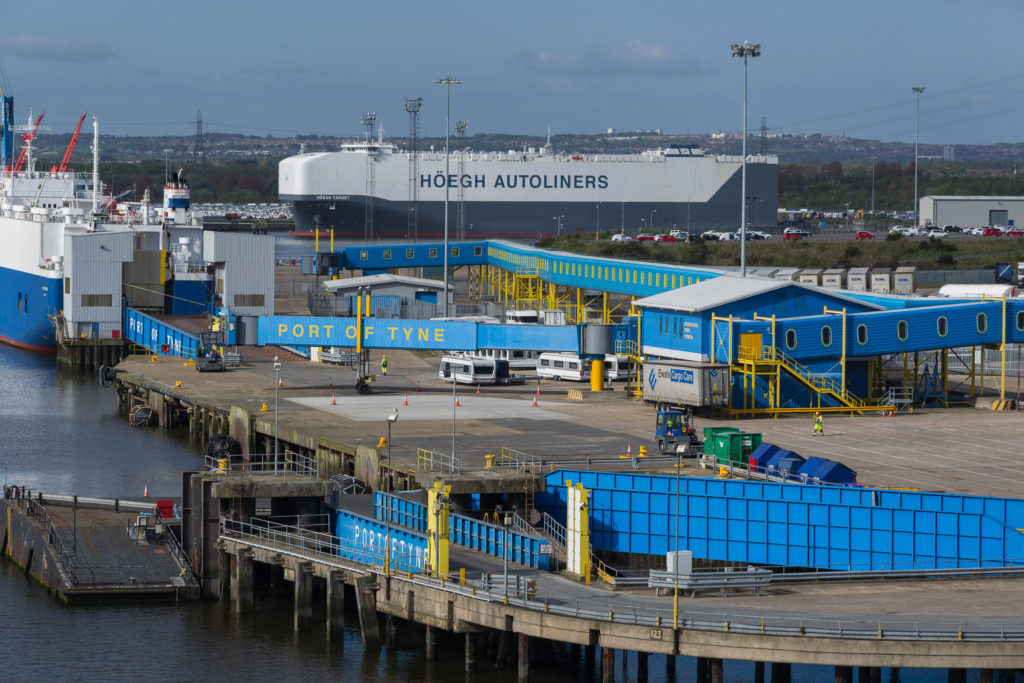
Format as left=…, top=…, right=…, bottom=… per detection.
left=279, top=135, right=779, bottom=240
left=0, top=97, right=272, bottom=352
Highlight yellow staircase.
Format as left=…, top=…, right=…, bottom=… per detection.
left=736, top=344, right=867, bottom=412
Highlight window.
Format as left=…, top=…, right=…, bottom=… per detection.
left=1017, top=312, right=1024, bottom=332
left=821, top=326, right=832, bottom=347
left=977, top=312, right=988, bottom=333
left=235, top=294, right=266, bottom=307
left=856, top=324, right=868, bottom=345
left=785, top=329, right=797, bottom=349
left=554, top=360, right=564, bottom=368
left=359, top=250, right=368, bottom=260
left=382, top=249, right=391, bottom=260
left=474, top=246, right=482, bottom=256
left=897, top=320, right=908, bottom=341
left=81, top=294, right=113, bottom=307
left=569, top=362, right=578, bottom=369
left=451, top=247, right=460, bottom=257
left=65, top=277, right=71, bottom=294
left=429, top=247, right=438, bottom=258
left=937, top=316, right=948, bottom=337
left=406, top=248, right=415, bottom=259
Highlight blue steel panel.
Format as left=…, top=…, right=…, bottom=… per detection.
left=373, top=491, right=550, bottom=570
left=544, top=469, right=1024, bottom=570
left=125, top=308, right=200, bottom=358
left=476, top=324, right=580, bottom=353
left=334, top=508, right=428, bottom=572
left=259, top=316, right=477, bottom=350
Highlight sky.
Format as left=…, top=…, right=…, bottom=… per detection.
left=2, top=0, right=1023, bottom=146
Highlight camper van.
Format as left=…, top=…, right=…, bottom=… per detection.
left=536, top=353, right=630, bottom=382
left=465, top=347, right=540, bottom=369
left=504, top=309, right=540, bottom=324
left=439, top=356, right=498, bottom=385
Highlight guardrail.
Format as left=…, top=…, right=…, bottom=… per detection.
left=205, top=451, right=320, bottom=479
left=416, top=448, right=463, bottom=474
left=219, top=513, right=1024, bottom=643
left=649, top=567, right=773, bottom=597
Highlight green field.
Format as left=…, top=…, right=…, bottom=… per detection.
left=539, top=233, right=1024, bottom=272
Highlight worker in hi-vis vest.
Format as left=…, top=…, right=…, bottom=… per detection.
left=381, top=354, right=388, bottom=376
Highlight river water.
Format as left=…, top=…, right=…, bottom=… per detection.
left=0, top=236, right=968, bottom=681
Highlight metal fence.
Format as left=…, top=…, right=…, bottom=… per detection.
left=205, top=451, right=320, bottom=479
left=882, top=344, right=1024, bottom=377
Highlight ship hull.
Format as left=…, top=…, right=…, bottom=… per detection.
left=0, top=265, right=63, bottom=351
left=280, top=146, right=779, bottom=239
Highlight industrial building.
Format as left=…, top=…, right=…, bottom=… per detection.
left=919, top=195, right=1024, bottom=227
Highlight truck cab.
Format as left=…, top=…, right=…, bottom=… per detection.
left=655, top=408, right=700, bottom=455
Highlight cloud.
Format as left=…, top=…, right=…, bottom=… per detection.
left=520, top=40, right=715, bottom=77
left=3, top=33, right=112, bottom=63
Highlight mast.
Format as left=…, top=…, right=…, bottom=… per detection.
left=91, top=117, right=99, bottom=213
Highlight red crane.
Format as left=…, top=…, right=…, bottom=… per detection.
left=13, top=111, right=44, bottom=173
left=52, top=111, right=86, bottom=173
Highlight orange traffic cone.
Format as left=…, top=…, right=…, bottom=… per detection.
left=331, top=393, right=336, bottom=405
left=535, top=382, right=541, bottom=396
left=278, top=376, right=283, bottom=388
left=143, top=484, right=149, bottom=497
left=417, top=380, right=422, bottom=392
left=455, top=395, right=462, bottom=408
left=627, top=442, right=632, bottom=458
left=403, top=394, right=409, bottom=406
left=476, top=383, right=481, bottom=394
left=532, top=395, right=539, bottom=407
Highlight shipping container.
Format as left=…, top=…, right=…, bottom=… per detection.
left=642, top=360, right=730, bottom=407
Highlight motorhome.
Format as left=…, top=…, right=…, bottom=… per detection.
left=460, top=347, right=540, bottom=369
left=536, top=353, right=631, bottom=382
left=504, top=309, right=541, bottom=324
left=438, top=356, right=498, bottom=385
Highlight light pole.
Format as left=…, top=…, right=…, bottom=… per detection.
left=912, top=87, right=924, bottom=228
left=273, top=356, right=282, bottom=474
left=650, top=209, right=657, bottom=232
left=731, top=41, right=761, bottom=277
left=385, top=407, right=399, bottom=577
left=434, top=76, right=461, bottom=317
left=673, top=446, right=680, bottom=630
left=595, top=203, right=600, bottom=240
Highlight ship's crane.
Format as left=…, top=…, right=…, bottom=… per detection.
left=99, top=186, right=135, bottom=213
left=51, top=111, right=86, bottom=173
left=13, top=111, right=44, bottom=173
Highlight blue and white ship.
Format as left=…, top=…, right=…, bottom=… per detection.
left=0, top=96, right=273, bottom=352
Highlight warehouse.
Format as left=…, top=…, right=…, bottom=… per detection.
left=919, top=195, right=1024, bottom=228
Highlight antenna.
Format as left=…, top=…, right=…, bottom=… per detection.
left=361, top=112, right=377, bottom=240
left=404, top=96, right=423, bottom=241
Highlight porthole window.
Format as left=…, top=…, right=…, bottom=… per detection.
left=897, top=320, right=908, bottom=341
left=785, top=329, right=797, bottom=349
left=1016, top=311, right=1024, bottom=332
left=937, top=316, right=948, bottom=337
left=977, top=313, right=988, bottom=333
left=856, top=324, right=868, bottom=345
left=821, top=326, right=832, bottom=347
left=359, top=250, right=368, bottom=260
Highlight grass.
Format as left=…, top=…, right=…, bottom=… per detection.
left=540, top=234, right=1024, bottom=271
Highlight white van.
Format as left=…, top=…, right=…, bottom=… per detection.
left=466, top=347, right=540, bottom=369
left=439, top=356, right=497, bottom=385
left=535, top=353, right=630, bottom=382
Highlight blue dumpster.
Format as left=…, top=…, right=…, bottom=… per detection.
left=797, top=457, right=857, bottom=484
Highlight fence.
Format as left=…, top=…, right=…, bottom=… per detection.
left=883, top=344, right=1024, bottom=377
left=205, top=451, right=320, bottom=479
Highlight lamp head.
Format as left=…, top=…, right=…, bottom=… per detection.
left=387, top=408, right=399, bottom=423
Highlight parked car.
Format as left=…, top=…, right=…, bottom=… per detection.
left=750, top=230, right=773, bottom=240
left=610, top=233, right=633, bottom=243
left=700, top=230, right=722, bottom=241
left=983, top=227, right=1003, bottom=236
left=783, top=227, right=810, bottom=238
left=1005, top=228, right=1024, bottom=237
left=654, top=234, right=678, bottom=242
left=669, top=229, right=689, bottom=240
left=927, top=229, right=947, bottom=239
left=855, top=231, right=875, bottom=240
left=636, top=233, right=655, bottom=241
left=783, top=232, right=804, bottom=241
